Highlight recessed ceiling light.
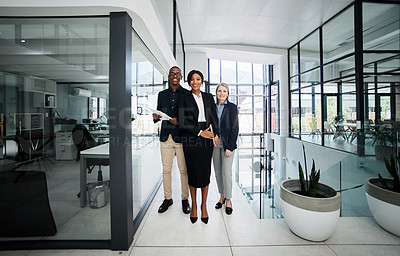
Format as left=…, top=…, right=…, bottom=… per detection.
left=20, top=39, right=26, bottom=43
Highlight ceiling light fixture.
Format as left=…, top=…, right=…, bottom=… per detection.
left=20, top=39, right=26, bottom=43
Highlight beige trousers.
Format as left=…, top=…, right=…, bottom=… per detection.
left=160, top=134, right=189, bottom=200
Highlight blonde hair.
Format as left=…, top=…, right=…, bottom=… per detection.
left=216, top=83, right=229, bottom=96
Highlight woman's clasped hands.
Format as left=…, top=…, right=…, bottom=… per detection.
left=200, top=127, right=219, bottom=146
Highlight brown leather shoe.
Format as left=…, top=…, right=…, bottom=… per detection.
left=158, top=199, right=173, bottom=213
left=182, top=199, right=190, bottom=214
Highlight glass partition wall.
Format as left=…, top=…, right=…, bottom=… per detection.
left=0, top=17, right=112, bottom=243
left=283, top=0, right=400, bottom=220
left=131, top=31, right=165, bottom=223
left=289, top=1, right=400, bottom=158
left=0, top=14, right=165, bottom=249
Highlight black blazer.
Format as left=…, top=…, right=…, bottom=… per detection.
left=155, top=86, right=189, bottom=142
left=219, top=101, right=239, bottom=151
left=178, top=91, right=219, bottom=139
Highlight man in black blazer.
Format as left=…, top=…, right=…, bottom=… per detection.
left=153, top=66, right=190, bottom=214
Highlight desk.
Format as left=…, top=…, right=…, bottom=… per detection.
left=80, top=143, right=109, bottom=207
left=342, top=123, right=357, bottom=143
left=333, top=123, right=357, bottom=142
left=340, top=122, right=356, bottom=128
left=89, top=130, right=109, bottom=143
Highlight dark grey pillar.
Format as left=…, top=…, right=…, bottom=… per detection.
left=354, top=0, right=365, bottom=156
left=109, top=12, right=133, bottom=250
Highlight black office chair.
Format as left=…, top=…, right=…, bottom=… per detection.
left=72, top=125, right=109, bottom=197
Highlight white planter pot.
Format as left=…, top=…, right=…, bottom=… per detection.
left=365, top=177, right=400, bottom=237
left=280, top=179, right=341, bottom=242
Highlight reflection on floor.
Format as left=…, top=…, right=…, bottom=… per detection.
left=303, top=133, right=378, bottom=155
left=0, top=138, right=162, bottom=241
left=132, top=169, right=400, bottom=256
left=1, top=156, right=400, bottom=255
left=0, top=158, right=111, bottom=241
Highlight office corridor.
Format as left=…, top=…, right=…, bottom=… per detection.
left=1, top=164, right=400, bottom=256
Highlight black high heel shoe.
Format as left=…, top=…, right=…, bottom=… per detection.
left=201, top=204, right=209, bottom=224
left=215, top=198, right=226, bottom=209
left=190, top=205, right=197, bottom=224
left=225, top=201, right=233, bottom=215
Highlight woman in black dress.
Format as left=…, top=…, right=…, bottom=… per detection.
left=178, top=70, right=219, bottom=224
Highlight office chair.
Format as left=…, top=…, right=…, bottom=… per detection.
left=72, top=125, right=109, bottom=197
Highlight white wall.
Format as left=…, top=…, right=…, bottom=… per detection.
left=277, top=55, right=289, bottom=137
left=184, top=52, right=208, bottom=83
left=284, top=138, right=349, bottom=180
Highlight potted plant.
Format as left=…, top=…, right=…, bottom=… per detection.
left=280, top=144, right=341, bottom=241
left=333, top=114, right=343, bottom=124
left=365, top=155, right=400, bottom=237
left=374, top=127, right=396, bottom=161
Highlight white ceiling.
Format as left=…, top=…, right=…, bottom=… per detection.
left=152, top=0, right=354, bottom=63
left=1, top=0, right=398, bottom=90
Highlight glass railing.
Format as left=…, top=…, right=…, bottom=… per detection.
left=235, top=133, right=280, bottom=218
left=239, top=130, right=398, bottom=219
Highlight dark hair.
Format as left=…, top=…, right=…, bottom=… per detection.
left=187, top=70, right=204, bottom=84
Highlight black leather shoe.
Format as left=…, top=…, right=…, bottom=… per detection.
left=215, top=198, right=226, bottom=209
left=182, top=199, right=191, bottom=214
left=201, top=217, right=209, bottom=224
left=225, top=201, right=233, bottom=215
left=190, top=217, right=198, bottom=224
left=158, top=199, right=173, bottom=213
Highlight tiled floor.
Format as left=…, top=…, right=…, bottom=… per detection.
left=1, top=168, right=400, bottom=255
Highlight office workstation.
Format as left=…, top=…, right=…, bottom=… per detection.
left=0, top=75, right=109, bottom=162
left=0, top=72, right=113, bottom=238
left=0, top=65, right=162, bottom=240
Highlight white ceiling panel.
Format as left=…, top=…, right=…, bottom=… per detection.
left=169, top=0, right=354, bottom=50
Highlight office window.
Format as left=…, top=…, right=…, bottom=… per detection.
left=209, top=58, right=267, bottom=134
left=322, top=6, right=354, bottom=64
left=300, top=29, right=319, bottom=73
left=221, top=60, right=236, bottom=84
left=291, top=90, right=300, bottom=138
left=209, top=59, right=220, bottom=83
left=89, top=97, right=98, bottom=119
left=99, top=98, right=107, bottom=119
left=363, top=3, right=400, bottom=51
left=88, top=97, right=107, bottom=121
left=137, top=61, right=153, bottom=84
left=289, top=45, right=298, bottom=77
left=271, top=83, right=279, bottom=134
left=238, top=62, right=252, bottom=84
left=253, top=64, right=264, bottom=84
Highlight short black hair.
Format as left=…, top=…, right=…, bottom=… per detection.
left=187, top=70, right=204, bottom=84
left=169, top=66, right=181, bottom=73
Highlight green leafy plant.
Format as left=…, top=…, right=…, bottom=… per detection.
left=298, top=144, right=363, bottom=197
left=333, top=114, right=343, bottom=124
left=375, top=128, right=396, bottom=147
left=380, top=155, right=400, bottom=193
left=298, top=144, right=320, bottom=197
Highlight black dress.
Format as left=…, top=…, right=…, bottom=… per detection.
left=178, top=91, right=219, bottom=188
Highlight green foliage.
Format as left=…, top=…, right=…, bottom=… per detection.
left=380, top=155, right=400, bottom=193
left=333, top=115, right=343, bottom=124
left=375, top=128, right=396, bottom=147
left=298, top=144, right=321, bottom=197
